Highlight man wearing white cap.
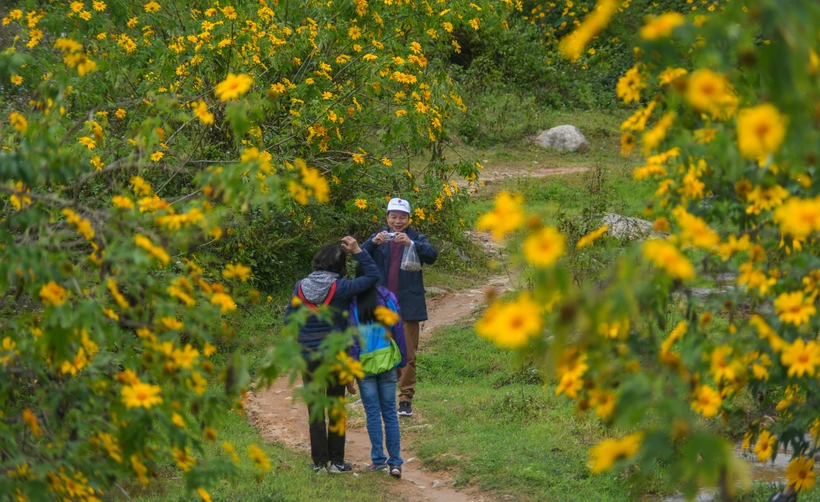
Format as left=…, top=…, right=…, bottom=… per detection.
left=361, top=198, right=438, bottom=417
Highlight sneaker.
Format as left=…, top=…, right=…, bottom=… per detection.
left=366, top=463, right=388, bottom=472
left=311, top=463, right=328, bottom=474
left=390, top=466, right=402, bottom=479
left=398, top=401, right=413, bottom=417
left=329, top=461, right=354, bottom=474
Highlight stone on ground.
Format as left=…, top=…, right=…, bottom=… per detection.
left=535, top=125, right=588, bottom=152
left=601, top=213, right=654, bottom=239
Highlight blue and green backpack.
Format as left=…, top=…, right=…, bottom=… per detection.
left=354, top=298, right=402, bottom=376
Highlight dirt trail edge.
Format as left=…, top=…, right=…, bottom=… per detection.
left=246, top=166, right=587, bottom=501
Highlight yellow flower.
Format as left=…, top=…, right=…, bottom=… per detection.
left=197, top=488, right=212, bottom=502
left=774, top=291, right=816, bottom=326
left=642, top=239, right=695, bottom=280
left=134, top=234, right=170, bottom=266
left=144, top=1, right=161, bottom=13
left=150, top=151, right=164, bottom=162
left=78, top=136, right=97, bottom=150
left=248, top=444, right=271, bottom=471
left=686, top=69, right=737, bottom=119
left=658, top=67, right=687, bottom=85
left=112, top=196, right=135, bottom=210
left=780, top=339, right=820, bottom=378
left=381, top=157, right=392, bottom=166
left=588, top=432, right=642, bottom=474
left=9, top=112, right=28, bottom=132
left=22, top=409, right=41, bottom=437
left=577, top=225, right=609, bottom=249
left=691, top=385, right=721, bottom=418
left=709, top=346, right=742, bottom=384
left=523, top=227, right=566, bottom=268
left=115, top=108, right=127, bottom=119
left=352, top=153, right=365, bottom=164
left=693, top=127, right=717, bottom=144
left=786, top=456, right=816, bottom=493
left=673, top=207, right=718, bottom=249
left=591, top=390, right=616, bottom=420
left=355, top=198, right=368, bottom=209
left=476, top=191, right=525, bottom=241
left=736, top=104, right=787, bottom=160
left=641, top=112, right=675, bottom=154
left=10, top=75, right=23, bottom=85
left=558, top=0, right=619, bottom=61
left=223, top=263, right=252, bottom=282
left=193, top=100, right=214, bottom=125
left=172, top=447, right=196, bottom=471
left=348, top=26, right=362, bottom=39
left=475, top=294, right=543, bottom=349
left=754, top=430, right=776, bottom=462
left=598, top=318, right=629, bottom=339
left=215, top=73, right=253, bottom=101
left=172, top=412, right=186, bottom=428
left=736, top=263, right=776, bottom=295
left=121, top=381, right=163, bottom=409
left=40, top=281, right=68, bottom=306
left=616, top=65, right=646, bottom=104
left=93, top=1, right=106, bottom=11
left=172, top=344, right=200, bottom=369
left=374, top=306, right=400, bottom=326
left=620, top=132, right=636, bottom=156
left=640, top=12, right=685, bottom=40
left=774, top=197, right=820, bottom=238
left=211, top=293, right=237, bottom=314
left=746, top=185, right=789, bottom=215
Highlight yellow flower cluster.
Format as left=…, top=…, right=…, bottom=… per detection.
left=476, top=294, right=543, bottom=349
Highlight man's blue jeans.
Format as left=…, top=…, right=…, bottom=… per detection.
left=358, top=368, right=403, bottom=467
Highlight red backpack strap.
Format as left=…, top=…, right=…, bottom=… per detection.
left=296, top=282, right=318, bottom=311
left=322, top=281, right=338, bottom=305
left=296, top=281, right=337, bottom=311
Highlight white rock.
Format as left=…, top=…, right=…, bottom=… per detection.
left=535, top=125, right=588, bottom=152
left=600, top=213, right=654, bottom=240
left=432, top=481, right=441, bottom=488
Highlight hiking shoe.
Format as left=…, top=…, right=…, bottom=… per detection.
left=311, top=463, right=328, bottom=474
left=390, top=465, right=402, bottom=479
left=329, top=461, right=353, bottom=474
left=366, top=463, right=388, bottom=472
left=398, top=401, right=413, bottom=417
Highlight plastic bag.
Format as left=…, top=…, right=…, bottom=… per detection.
left=400, top=242, right=422, bottom=271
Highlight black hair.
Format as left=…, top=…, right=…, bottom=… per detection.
left=354, top=263, right=378, bottom=324
left=312, top=243, right=347, bottom=275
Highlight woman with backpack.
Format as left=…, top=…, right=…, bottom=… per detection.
left=349, top=264, right=407, bottom=478
left=284, top=236, right=380, bottom=474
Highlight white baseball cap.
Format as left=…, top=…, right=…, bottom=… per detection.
left=386, top=197, right=411, bottom=214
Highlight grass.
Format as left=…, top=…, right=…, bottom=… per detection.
left=405, top=323, right=666, bottom=501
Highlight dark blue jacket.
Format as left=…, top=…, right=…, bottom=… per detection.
left=361, top=227, right=438, bottom=321
left=284, top=251, right=380, bottom=356
left=348, top=287, right=407, bottom=367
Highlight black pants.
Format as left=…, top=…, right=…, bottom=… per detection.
left=303, top=359, right=346, bottom=465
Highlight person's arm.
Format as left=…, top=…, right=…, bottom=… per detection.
left=413, top=233, right=438, bottom=265
left=360, top=232, right=378, bottom=254
left=335, top=250, right=380, bottom=297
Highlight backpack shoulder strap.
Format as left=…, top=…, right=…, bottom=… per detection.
left=296, top=282, right=318, bottom=311
left=322, top=281, right=338, bottom=306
